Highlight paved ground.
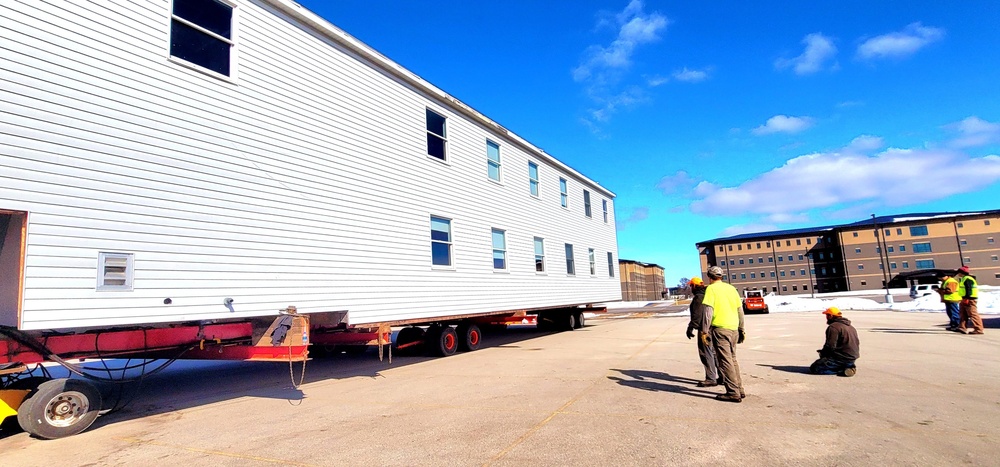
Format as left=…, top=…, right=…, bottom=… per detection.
left=2, top=311, right=999, bottom=466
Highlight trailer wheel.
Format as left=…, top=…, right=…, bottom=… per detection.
left=574, top=311, right=585, bottom=329
left=427, top=326, right=458, bottom=357
left=457, top=323, right=482, bottom=352
left=17, top=378, right=102, bottom=439
left=563, top=312, right=577, bottom=331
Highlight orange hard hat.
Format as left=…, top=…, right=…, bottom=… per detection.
left=823, top=307, right=841, bottom=316
left=689, top=277, right=704, bottom=287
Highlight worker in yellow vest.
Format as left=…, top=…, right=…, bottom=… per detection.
left=954, top=266, right=983, bottom=334
left=936, top=273, right=961, bottom=331
left=699, top=265, right=746, bottom=402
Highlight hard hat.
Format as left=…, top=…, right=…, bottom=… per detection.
left=823, top=307, right=841, bottom=316
left=689, top=277, right=704, bottom=287
left=707, top=266, right=724, bottom=278
left=957, top=266, right=970, bottom=274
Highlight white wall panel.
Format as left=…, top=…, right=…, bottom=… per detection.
left=1, top=0, right=620, bottom=331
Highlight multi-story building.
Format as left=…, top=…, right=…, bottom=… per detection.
left=619, top=260, right=666, bottom=301
left=696, top=211, right=1000, bottom=294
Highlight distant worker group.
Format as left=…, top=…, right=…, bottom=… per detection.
left=936, top=266, right=983, bottom=334
left=686, top=264, right=869, bottom=402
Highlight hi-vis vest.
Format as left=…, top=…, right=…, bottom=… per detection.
left=703, top=281, right=742, bottom=330
left=942, top=277, right=962, bottom=302
left=960, top=275, right=979, bottom=299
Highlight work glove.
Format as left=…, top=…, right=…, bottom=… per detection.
left=738, top=329, right=746, bottom=344
left=699, top=332, right=710, bottom=347
left=686, top=328, right=695, bottom=339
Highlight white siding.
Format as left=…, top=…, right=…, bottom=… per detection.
left=0, top=0, right=620, bottom=331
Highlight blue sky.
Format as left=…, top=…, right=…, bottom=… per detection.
left=299, top=1, right=1000, bottom=285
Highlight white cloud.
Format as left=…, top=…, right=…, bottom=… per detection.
left=845, top=135, right=885, bottom=153
left=752, top=115, right=815, bottom=135
left=587, top=86, right=647, bottom=123
left=775, top=33, right=838, bottom=75
left=616, top=206, right=650, bottom=230
left=573, top=1, right=668, bottom=82
left=656, top=170, right=696, bottom=194
left=646, top=75, right=670, bottom=86
left=946, top=116, right=1000, bottom=148
left=689, top=142, right=1000, bottom=218
left=672, top=67, right=710, bottom=82
left=857, top=22, right=945, bottom=60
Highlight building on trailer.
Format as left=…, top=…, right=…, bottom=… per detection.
left=0, top=0, right=621, bottom=332
left=696, top=211, right=1000, bottom=294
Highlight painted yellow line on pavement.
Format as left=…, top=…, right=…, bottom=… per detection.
left=116, top=437, right=319, bottom=466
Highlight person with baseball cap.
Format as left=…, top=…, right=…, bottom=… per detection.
left=699, top=265, right=746, bottom=402
left=685, top=276, right=719, bottom=387
left=809, top=307, right=860, bottom=377
left=954, top=266, right=984, bottom=334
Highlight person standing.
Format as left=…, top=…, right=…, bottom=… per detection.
left=686, top=277, right=719, bottom=387
left=809, top=307, right=860, bottom=376
left=936, top=273, right=961, bottom=331
left=699, top=265, right=746, bottom=402
left=954, top=266, right=984, bottom=334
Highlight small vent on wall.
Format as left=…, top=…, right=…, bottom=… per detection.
left=98, top=252, right=134, bottom=291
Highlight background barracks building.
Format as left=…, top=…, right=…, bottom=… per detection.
left=696, top=211, right=1000, bottom=294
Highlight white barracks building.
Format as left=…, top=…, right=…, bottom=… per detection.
left=0, top=0, right=621, bottom=331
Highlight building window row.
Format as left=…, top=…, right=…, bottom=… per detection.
left=424, top=112, right=608, bottom=223
left=431, top=216, right=613, bottom=277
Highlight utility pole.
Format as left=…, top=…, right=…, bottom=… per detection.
left=872, top=214, right=893, bottom=304
left=806, top=249, right=815, bottom=298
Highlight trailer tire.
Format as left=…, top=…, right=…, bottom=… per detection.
left=574, top=311, right=585, bottom=329
left=457, top=323, right=482, bottom=352
left=427, top=325, right=458, bottom=357
left=395, top=326, right=425, bottom=355
left=17, top=378, right=102, bottom=439
left=563, top=312, right=577, bottom=331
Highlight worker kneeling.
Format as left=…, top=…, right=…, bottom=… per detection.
left=810, top=307, right=860, bottom=377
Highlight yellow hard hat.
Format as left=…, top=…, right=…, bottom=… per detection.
left=689, top=277, right=704, bottom=287
left=823, top=307, right=841, bottom=316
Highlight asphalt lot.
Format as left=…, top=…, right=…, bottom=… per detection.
left=2, top=310, right=999, bottom=466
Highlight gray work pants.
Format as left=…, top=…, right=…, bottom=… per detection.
left=697, top=333, right=719, bottom=381
left=711, top=327, right=744, bottom=396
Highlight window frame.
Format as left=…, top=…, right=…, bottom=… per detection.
left=430, top=215, right=453, bottom=268
left=426, top=108, right=448, bottom=162
left=565, top=244, right=575, bottom=275
left=528, top=162, right=540, bottom=197
left=583, top=190, right=592, bottom=218
left=607, top=252, right=615, bottom=277
left=486, top=140, right=502, bottom=182
left=602, top=199, right=608, bottom=223
left=588, top=248, right=596, bottom=275
left=534, top=237, right=546, bottom=273
left=559, top=178, right=568, bottom=208
left=491, top=228, right=507, bottom=271
left=168, top=0, right=238, bottom=80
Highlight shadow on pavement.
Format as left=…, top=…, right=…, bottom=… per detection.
left=607, top=369, right=718, bottom=400
left=868, top=328, right=944, bottom=334
left=757, top=364, right=812, bottom=374
left=1, top=324, right=563, bottom=439
left=983, top=317, right=1000, bottom=329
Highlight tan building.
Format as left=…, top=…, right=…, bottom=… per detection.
left=619, top=260, right=666, bottom=301
left=697, top=211, right=1000, bottom=294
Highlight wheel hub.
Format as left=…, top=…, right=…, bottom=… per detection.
left=44, top=391, right=89, bottom=427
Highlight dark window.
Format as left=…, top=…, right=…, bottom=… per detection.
left=853, top=232, right=858, bottom=237
left=739, top=259, right=745, bottom=265
left=896, top=228, right=902, bottom=235
left=796, top=239, right=801, bottom=246
left=884, top=229, right=891, bottom=236
left=583, top=190, right=592, bottom=217
left=916, top=259, right=935, bottom=269
left=749, top=258, right=754, bottom=264
left=607, top=252, right=614, bottom=277
left=426, top=109, right=447, bottom=160
left=170, top=0, right=234, bottom=76
left=910, top=226, right=929, bottom=236
left=565, top=244, right=575, bottom=275
left=912, top=243, right=932, bottom=253
left=899, top=245, right=906, bottom=252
